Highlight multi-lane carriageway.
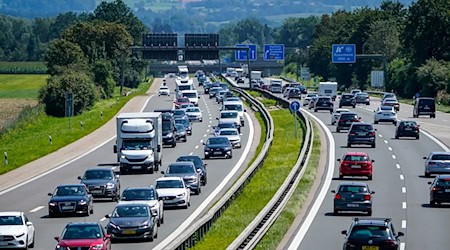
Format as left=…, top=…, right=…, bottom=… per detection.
left=0, top=77, right=260, bottom=249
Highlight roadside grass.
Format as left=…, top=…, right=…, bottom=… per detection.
left=0, top=99, right=38, bottom=131
left=0, top=80, right=152, bottom=174
left=246, top=91, right=277, bottom=108
left=0, top=74, right=48, bottom=99
left=192, top=99, right=304, bottom=249
left=255, top=122, right=321, bottom=249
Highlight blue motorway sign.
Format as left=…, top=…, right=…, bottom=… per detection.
left=332, top=44, right=356, bottom=63
left=264, top=44, right=285, bottom=61
left=290, top=100, right=301, bottom=112
left=235, top=44, right=257, bottom=61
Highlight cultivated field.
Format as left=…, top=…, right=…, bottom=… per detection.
left=0, top=99, right=38, bottom=131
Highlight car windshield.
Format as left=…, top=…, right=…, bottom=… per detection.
left=55, top=186, right=86, bottom=196
left=180, top=104, right=193, bottom=109
left=0, top=216, right=23, bottom=225
left=341, top=114, right=358, bottom=119
left=175, top=118, right=189, bottom=126
left=344, top=155, right=369, bottom=161
left=83, top=170, right=113, bottom=180
left=400, top=121, right=416, bottom=126
left=318, top=98, right=330, bottom=103
left=178, top=85, right=191, bottom=91
left=167, top=164, right=195, bottom=174
left=380, top=106, right=393, bottom=111
left=217, top=123, right=234, bottom=130
left=384, top=94, right=396, bottom=99
left=384, top=98, right=398, bottom=103
left=183, top=92, right=197, bottom=98
left=431, top=154, right=450, bottom=161
left=177, top=156, right=201, bottom=168
left=221, top=112, right=238, bottom=118
left=62, top=225, right=102, bottom=239
left=122, top=139, right=151, bottom=150
left=175, top=124, right=185, bottom=131
left=160, top=86, right=168, bottom=90
left=162, top=122, right=172, bottom=131
left=156, top=180, right=184, bottom=189
left=208, top=137, right=229, bottom=145
left=435, top=179, right=450, bottom=187
left=419, top=99, right=435, bottom=106
left=224, top=104, right=243, bottom=111
left=186, top=108, right=200, bottom=113
left=177, top=98, right=189, bottom=103
left=220, top=130, right=238, bottom=136
left=173, top=110, right=185, bottom=116
left=351, top=125, right=373, bottom=132
left=338, top=185, right=368, bottom=193
left=121, top=189, right=155, bottom=201
left=356, top=93, right=368, bottom=97
left=112, top=205, right=149, bottom=218
left=342, top=95, right=353, bottom=99
left=348, top=226, right=390, bottom=240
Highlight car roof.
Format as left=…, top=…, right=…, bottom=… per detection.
left=384, top=98, right=398, bottom=101
left=169, top=161, right=194, bottom=167
left=208, top=136, right=230, bottom=140
left=436, top=175, right=450, bottom=179
left=351, top=122, right=372, bottom=126
left=123, top=186, right=155, bottom=191
left=335, top=108, right=350, bottom=112
left=221, top=110, right=238, bottom=113
left=156, top=176, right=183, bottom=181
left=430, top=152, right=450, bottom=156
left=0, top=211, right=22, bottom=216
left=344, top=152, right=369, bottom=156
left=218, top=128, right=239, bottom=133
left=177, top=155, right=202, bottom=160
left=57, top=184, right=85, bottom=188
left=114, top=203, right=150, bottom=208
left=338, top=182, right=368, bottom=187
left=85, top=167, right=113, bottom=172
left=223, top=101, right=243, bottom=105
left=340, top=112, right=358, bottom=115
left=352, top=218, right=392, bottom=226
left=66, top=222, right=100, bottom=226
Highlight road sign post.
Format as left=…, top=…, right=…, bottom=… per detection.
left=332, top=44, right=356, bottom=63
left=65, top=92, right=74, bottom=129
left=235, top=44, right=257, bottom=61
left=264, top=44, right=285, bottom=61
left=289, top=101, right=301, bottom=138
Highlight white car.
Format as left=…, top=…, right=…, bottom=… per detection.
left=0, top=212, right=35, bottom=248
left=222, top=101, right=245, bottom=126
left=304, top=93, right=318, bottom=106
left=119, top=186, right=164, bottom=226
left=158, top=86, right=170, bottom=96
left=179, top=103, right=195, bottom=110
left=181, top=90, right=199, bottom=106
left=374, top=106, right=397, bottom=125
left=185, top=107, right=203, bottom=122
left=155, top=177, right=191, bottom=209
left=331, top=108, right=350, bottom=125
left=217, top=110, right=241, bottom=131
left=217, top=128, right=241, bottom=148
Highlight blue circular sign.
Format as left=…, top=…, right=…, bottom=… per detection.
left=290, top=100, right=301, bottom=112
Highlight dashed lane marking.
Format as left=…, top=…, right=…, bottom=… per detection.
left=396, top=164, right=401, bottom=169
left=402, top=220, right=407, bottom=228
left=189, top=152, right=193, bottom=156
left=388, top=147, right=392, bottom=151
left=379, top=134, right=383, bottom=137
left=204, top=134, right=207, bottom=137
left=206, top=129, right=209, bottom=133
left=400, top=174, right=404, bottom=180
left=200, top=140, right=203, bottom=143
left=400, top=243, right=406, bottom=250
left=392, top=155, right=397, bottom=159
left=384, top=140, right=388, bottom=144
left=100, top=217, right=106, bottom=222
left=402, top=202, right=407, bottom=209
left=402, top=187, right=406, bottom=193
left=29, top=206, right=44, bottom=213
left=195, top=145, right=199, bottom=149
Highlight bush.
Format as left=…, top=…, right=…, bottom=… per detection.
left=92, top=60, right=115, bottom=98
left=39, top=69, right=97, bottom=117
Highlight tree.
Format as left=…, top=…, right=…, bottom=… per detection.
left=49, top=12, right=90, bottom=40
left=416, top=58, right=450, bottom=97
left=364, top=19, right=400, bottom=60
left=273, top=16, right=319, bottom=48
left=44, top=39, right=88, bottom=75
left=92, top=60, right=115, bottom=98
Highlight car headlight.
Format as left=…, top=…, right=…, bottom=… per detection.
left=49, top=202, right=57, bottom=206
left=91, top=244, right=104, bottom=250
left=224, top=147, right=231, bottom=151
left=106, top=183, right=115, bottom=189
left=121, top=155, right=126, bottom=159
left=167, top=133, right=173, bottom=137
left=140, top=220, right=150, bottom=228
left=15, top=232, right=25, bottom=238
left=79, top=200, right=87, bottom=205
left=177, top=193, right=185, bottom=197
left=108, top=222, right=119, bottom=229
left=56, top=245, right=69, bottom=250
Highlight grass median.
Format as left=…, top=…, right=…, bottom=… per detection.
left=192, top=92, right=305, bottom=249
left=0, top=79, right=152, bottom=174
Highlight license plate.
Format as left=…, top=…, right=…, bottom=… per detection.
left=122, top=229, right=136, bottom=235
left=383, top=114, right=390, bottom=116
left=91, top=190, right=102, bottom=194
left=0, top=242, right=8, bottom=246
left=357, top=132, right=366, bottom=136
left=62, top=206, right=74, bottom=210
left=351, top=165, right=361, bottom=168
left=362, top=246, right=378, bottom=250
left=405, top=128, right=412, bottom=131
left=132, top=166, right=141, bottom=170
left=347, top=204, right=359, bottom=207
left=445, top=189, right=450, bottom=193
left=213, top=151, right=222, bottom=155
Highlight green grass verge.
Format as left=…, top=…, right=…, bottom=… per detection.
left=0, top=79, right=152, bottom=174
left=192, top=98, right=304, bottom=249
left=255, top=122, right=321, bottom=249
left=246, top=91, right=277, bottom=108
left=0, top=74, right=48, bottom=99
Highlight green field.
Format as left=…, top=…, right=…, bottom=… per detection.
left=0, top=74, right=48, bottom=99
left=0, top=61, right=47, bottom=74
left=95, top=0, right=179, bottom=11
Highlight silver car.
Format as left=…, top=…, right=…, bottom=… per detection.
left=424, top=152, right=450, bottom=177
left=216, top=128, right=241, bottom=148
left=331, top=182, right=374, bottom=216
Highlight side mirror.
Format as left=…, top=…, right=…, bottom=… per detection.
left=371, top=160, right=375, bottom=162
left=337, top=159, right=341, bottom=162
left=341, top=230, right=347, bottom=235
left=428, top=182, right=432, bottom=185
left=113, top=145, right=117, bottom=154
left=160, top=171, right=165, bottom=174
left=48, top=193, right=52, bottom=196
left=244, top=109, right=247, bottom=112
left=77, top=176, right=82, bottom=180
left=26, top=221, right=33, bottom=226
left=105, top=214, right=111, bottom=218
left=115, top=174, right=120, bottom=179
left=417, top=125, right=421, bottom=128
left=371, top=191, right=375, bottom=194
left=54, top=236, right=60, bottom=242
left=397, top=232, right=404, bottom=237
left=331, top=190, right=336, bottom=193
left=423, top=156, right=427, bottom=159
left=202, top=142, right=206, bottom=145
left=216, top=117, right=219, bottom=120
left=196, top=168, right=202, bottom=173
left=105, top=234, right=111, bottom=239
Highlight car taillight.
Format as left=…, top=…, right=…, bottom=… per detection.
left=364, top=194, right=371, bottom=200
left=349, top=133, right=356, bottom=136
left=335, top=193, right=341, bottom=200
left=432, top=187, right=440, bottom=191
left=369, top=132, right=375, bottom=136
left=383, top=240, right=398, bottom=247
left=339, top=119, right=344, bottom=123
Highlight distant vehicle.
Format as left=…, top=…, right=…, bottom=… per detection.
left=223, top=96, right=241, bottom=103
left=178, top=65, right=189, bottom=79
left=185, top=107, right=203, bottom=122
left=213, top=122, right=239, bottom=136
left=216, top=90, right=229, bottom=103
left=347, top=123, right=377, bottom=148
left=395, top=120, right=420, bottom=139
left=175, top=124, right=187, bottom=142
left=382, top=98, right=400, bottom=111
left=179, top=103, right=195, bottom=110
left=308, top=96, right=319, bottom=109
left=269, top=79, right=282, bottom=93
left=304, top=93, right=318, bottom=106
left=339, top=93, right=356, bottom=108
left=119, top=186, right=164, bottom=226
left=158, top=86, right=170, bottom=96
left=217, top=110, right=241, bottom=133
left=413, top=97, right=436, bottom=118
left=180, top=90, right=200, bottom=106
left=354, top=92, right=370, bottom=105
left=423, top=152, right=450, bottom=177
left=318, top=82, right=337, bottom=101
left=162, top=114, right=177, bottom=148
left=176, top=155, right=208, bottom=186
left=351, top=89, right=361, bottom=96
left=331, top=182, right=374, bottom=215
left=382, top=92, right=396, bottom=101
left=198, top=75, right=207, bottom=86
left=173, top=109, right=188, bottom=120
left=284, top=88, right=302, bottom=99
left=78, top=168, right=121, bottom=201
left=226, top=67, right=236, bottom=76
left=174, top=97, right=191, bottom=109
left=203, top=136, right=233, bottom=159
left=331, top=108, right=350, bottom=125
left=48, top=184, right=94, bottom=217
left=155, top=177, right=191, bottom=209
left=175, top=117, right=192, bottom=135
left=0, top=211, right=35, bottom=249
left=216, top=128, right=241, bottom=148
left=161, top=162, right=201, bottom=195
left=336, top=112, right=360, bottom=132
left=282, top=83, right=302, bottom=93
left=428, top=175, right=450, bottom=206
left=338, top=152, right=374, bottom=180
left=373, top=106, right=397, bottom=125
left=209, top=87, right=223, bottom=99
left=54, top=222, right=110, bottom=250
left=251, top=71, right=262, bottom=81
left=203, top=81, right=212, bottom=94
left=219, top=83, right=229, bottom=91
left=222, top=101, right=245, bottom=126
left=314, top=96, right=334, bottom=113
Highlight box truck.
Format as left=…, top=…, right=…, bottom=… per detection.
left=318, top=82, right=338, bottom=101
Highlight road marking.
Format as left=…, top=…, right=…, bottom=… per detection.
left=209, top=117, right=212, bottom=120
left=396, top=164, right=401, bottom=169
left=384, top=140, right=388, bottom=144
left=189, top=152, right=193, bottom=156
left=400, top=242, right=406, bottom=250
left=208, top=125, right=211, bottom=128
left=379, top=134, right=383, bottom=137
left=402, top=187, right=406, bottom=193
left=388, top=147, right=392, bottom=151
left=200, top=140, right=203, bottom=143
left=100, top=217, right=106, bottom=222
left=400, top=174, right=404, bottom=180
left=402, top=202, right=407, bottom=209
left=206, top=129, right=209, bottom=133
left=402, top=220, right=407, bottom=228
left=392, top=155, right=396, bottom=159
left=209, top=121, right=212, bottom=123
left=29, top=206, right=44, bottom=213
left=420, top=130, right=450, bottom=152
left=195, top=145, right=199, bottom=149
left=203, top=134, right=207, bottom=137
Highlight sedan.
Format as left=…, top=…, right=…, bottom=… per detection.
left=331, top=108, right=349, bottom=125
left=155, top=177, right=191, bottom=209
left=331, top=182, right=374, bottom=215
left=429, top=175, right=450, bottom=206
left=78, top=168, right=120, bottom=201
left=395, top=120, right=420, bottom=139
left=338, top=152, right=374, bottom=180
left=175, top=117, right=192, bottom=135
left=48, top=184, right=94, bottom=217
left=176, top=155, right=208, bottom=186
left=54, top=222, right=110, bottom=250
left=158, top=86, right=170, bottom=96
left=354, top=92, right=370, bottom=105
left=175, top=124, right=188, bottom=142
left=174, top=97, right=191, bottom=109
left=0, top=212, right=35, bottom=249
left=373, top=105, right=397, bottom=125
left=161, top=162, right=201, bottom=195
left=423, top=152, right=450, bottom=177
left=203, top=136, right=233, bottom=159
left=185, top=107, right=203, bottom=122
left=119, top=186, right=164, bottom=226
left=304, top=93, right=318, bottom=106
left=213, top=122, right=239, bottom=136
left=209, top=87, right=223, bottom=99
left=216, top=128, right=241, bottom=148
left=382, top=98, right=400, bottom=111
left=172, top=109, right=188, bottom=120
left=105, top=203, right=158, bottom=242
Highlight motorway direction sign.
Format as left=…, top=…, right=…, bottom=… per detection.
left=290, top=100, right=301, bottom=112
left=332, top=44, right=356, bottom=63
left=371, top=70, right=384, bottom=88
left=235, top=44, right=257, bottom=61
left=264, top=44, right=285, bottom=61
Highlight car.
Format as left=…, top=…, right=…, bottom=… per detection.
left=341, top=218, right=404, bottom=250
left=213, top=122, right=239, bottom=136
left=413, top=97, right=436, bottom=118
left=184, top=107, right=203, bottom=122
left=423, top=152, right=450, bottom=177
left=286, top=88, right=302, bottom=99
left=48, top=184, right=94, bottom=217
left=236, top=78, right=245, bottom=84
left=261, top=82, right=270, bottom=90
left=219, top=83, right=229, bottom=91
left=54, top=222, right=110, bottom=250
left=331, top=182, right=374, bottom=215
left=176, top=155, right=208, bottom=186
left=203, top=136, right=233, bottom=159
left=203, top=81, right=212, bottom=94
left=298, top=85, right=308, bottom=94
left=373, top=106, right=397, bottom=125
left=172, top=109, right=188, bottom=120
left=382, top=98, right=400, bottom=111
left=314, top=96, right=334, bottom=113
left=175, top=124, right=187, bottom=142
left=216, top=128, right=241, bottom=148
left=222, top=101, right=245, bottom=126
left=347, top=122, right=377, bottom=148
left=180, top=90, right=200, bottom=106
left=162, top=113, right=177, bottom=148
left=223, top=96, right=241, bottom=103
left=219, top=91, right=234, bottom=104
left=0, top=212, right=35, bottom=249
left=428, top=175, right=450, bottom=206
left=215, top=90, right=228, bottom=103
left=339, top=93, right=356, bottom=108
left=350, top=89, right=361, bottom=96
left=308, top=96, right=319, bottom=109
left=174, top=97, right=191, bottom=109
left=336, top=112, right=360, bottom=132
left=209, top=87, right=223, bottom=99
left=179, top=103, right=195, bottom=110
left=105, top=203, right=158, bottom=242
left=250, top=79, right=260, bottom=88
left=198, top=75, right=207, bottom=86
left=304, top=93, right=318, bottom=106
left=175, top=117, right=192, bottom=136
left=119, top=186, right=164, bottom=226
left=77, top=168, right=121, bottom=201
left=283, top=87, right=296, bottom=98
left=395, top=120, right=420, bottom=139
left=331, top=108, right=350, bottom=125
left=155, top=177, right=191, bottom=209
left=217, top=110, right=241, bottom=133
left=158, top=86, right=170, bottom=96
left=161, top=162, right=201, bottom=195
left=282, top=83, right=302, bottom=93
left=338, top=152, right=374, bottom=180
left=382, top=92, right=396, bottom=101
left=354, top=92, right=370, bottom=105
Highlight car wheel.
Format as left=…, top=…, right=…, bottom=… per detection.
left=90, top=205, right=94, bottom=214
left=368, top=175, right=373, bottom=180
left=171, top=141, right=176, bottom=148
left=157, top=218, right=161, bottom=227
left=339, top=105, right=342, bottom=108
left=416, top=135, right=420, bottom=140
left=425, top=172, right=431, bottom=178
left=148, top=167, right=154, bottom=174
left=336, top=128, right=340, bottom=133
left=339, top=173, right=343, bottom=179
left=333, top=209, right=339, bottom=215
left=352, top=105, right=355, bottom=108
left=374, top=121, right=378, bottom=124
left=395, top=135, right=399, bottom=139
left=371, top=143, right=376, bottom=148
left=29, top=232, right=35, bottom=248
left=347, top=143, right=351, bottom=148
left=205, top=155, right=210, bottom=159
left=314, top=109, right=317, bottom=112
left=367, top=209, right=372, bottom=216
left=24, top=236, right=28, bottom=250
left=393, top=121, right=397, bottom=126
left=430, top=200, right=437, bottom=207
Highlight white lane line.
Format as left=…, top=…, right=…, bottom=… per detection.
left=379, top=134, right=383, bottom=137
left=384, top=140, right=388, bottom=144
left=400, top=242, right=406, bottom=250
left=29, top=206, right=44, bottom=213
left=189, top=152, right=193, bottom=156
left=402, top=187, right=406, bottom=193
left=206, top=129, right=209, bottom=133
left=209, top=120, right=212, bottom=123
left=154, top=113, right=254, bottom=250
left=203, top=134, right=207, bottom=137
left=200, top=140, right=203, bottom=143
left=421, top=130, right=450, bottom=152
left=388, top=147, right=392, bottom=151
left=209, top=117, right=212, bottom=120
left=208, top=125, right=211, bottom=128
left=287, top=109, right=335, bottom=250
left=100, top=217, right=106, bottom=222
left=400, top=174, right=404, bottom=180
left=402, top=202, right=407, bottom=209
left=195, top=145, right=199, bottom=149
left=392, top=155, right=396, bottom=159
left=396, top=164, right=401, bottom=169
left=402, top=220, right=407, bottom=228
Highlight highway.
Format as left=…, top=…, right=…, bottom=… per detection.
left=0, top=77, right=258, bottom=249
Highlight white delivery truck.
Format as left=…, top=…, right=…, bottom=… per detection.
left=318, top=81, right=338, bottom=101
left=114, top=112, right=163, bottom=174
left=251, top=71, right=262, bottom=81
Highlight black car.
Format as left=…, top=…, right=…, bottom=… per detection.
left=209, top=87, right=222, bottom=99
left=161, top=162, right=201, bottom=194
left=287, top=88, right=302, bottom=99
left=105, top=203, right=158, bottom=241
left=162, top=114, right=176, bottom=147
left=78, top=168, right=121, bottom=201
left=354, top=92, right=370, bottom=105
left=314, top=96, right=334, bottom=113
left=339, top=93, right=356, bottom=108
left=213, top=122, right=239, bottom=135
left=341, top=218, right=404, bottom=250
left=176, top=155, right=208, bottom=186
left=429, top=175, right=450, bottom=206
left=175, top=117, right=192, bottom=135
left=48, top=184, right=94, bottom=217
left=236, top=78, right=245, bottom=83
left=172, top=109, right=188, bottom=120
left=203, top=136, right=233, bottom=159
left=175, top=124, right=188, bottom=142
left=395, top=120, right=420, bottom=139
left=336, top=112, right=360, bottom=132
left=347, top=122, right=376, bottom=148
left=413, top=97, right=436, bottom=118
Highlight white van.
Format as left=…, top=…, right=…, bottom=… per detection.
left=176, top=78, right=194, bottom=94
left=269, top=79, right=283, bottom=93
left=222, top=101, right=245, bottom=126
left=318, top=82, right=338, bottom=101
left=181, top=90, right=200, bottom=106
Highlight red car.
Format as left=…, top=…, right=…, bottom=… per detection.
left=54, top=222, right=111, bottom=250
left=338, top=152, right=374, bottom=180
left=174, top=97, right=190, bottom=109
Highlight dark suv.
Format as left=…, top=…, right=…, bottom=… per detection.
left=347, top=123, right=376, bottom=148
left=341, top=218, right=404, bottom=250
left=413, top=97, right=436, bottom=118
left=78, top=168, right=120, bottom=201
left=336, top=112, right=360, bottom=132
left=395, top=120, right=419, bottom=139
left=429, top=175, right=450, bottom=206
left=314, top=96, right=334, bottom=113
left=339, top=93, right=356, bottom=108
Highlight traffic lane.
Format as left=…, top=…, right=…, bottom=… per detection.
left=297, top=109, right=405, bottom=249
